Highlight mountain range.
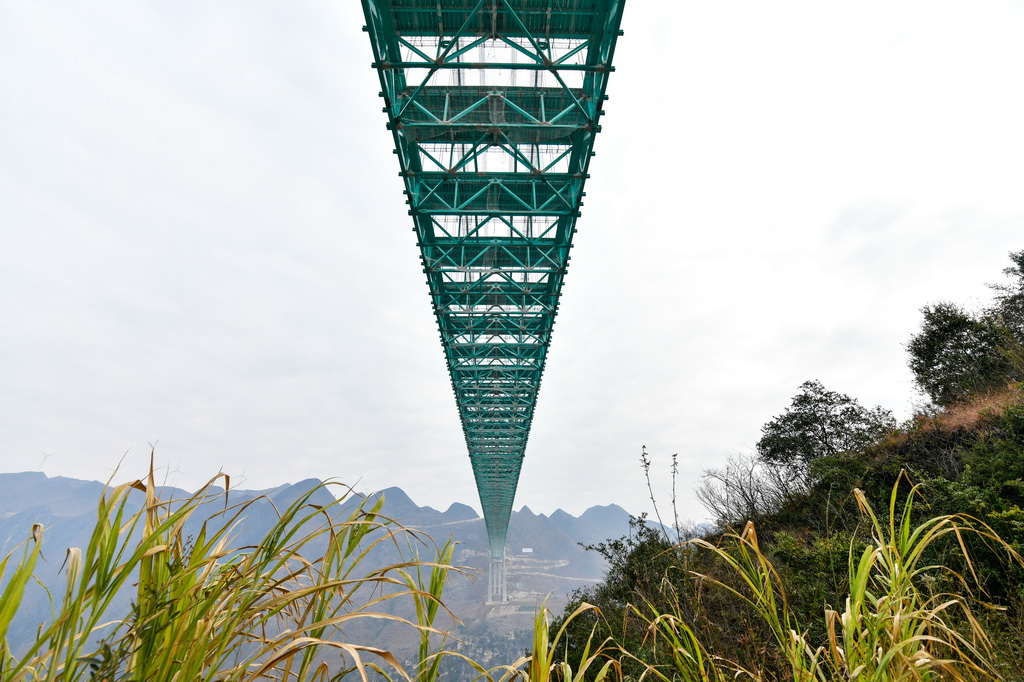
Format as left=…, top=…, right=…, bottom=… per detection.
left=0, top=471, right=635, bottom=661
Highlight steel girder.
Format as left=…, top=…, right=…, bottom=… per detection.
left=361, top=0, right=624, bottom=560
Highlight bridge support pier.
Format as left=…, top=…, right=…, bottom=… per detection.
left=488, top=555, right=507, bottom=603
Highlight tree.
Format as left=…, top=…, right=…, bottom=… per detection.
left=550, top=516, right=679, bottom=680
left=696, top=453, right=804, bottom=525
left=989, top=249, right=1024, bottom=337
left=907, top=251, right=1024, bottom=407
left=907, top=302, right=1016, bottom=407
left=756, top=381, right=895, bottom=471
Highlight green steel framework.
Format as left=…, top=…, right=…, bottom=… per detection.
left=361, top=0, right=625, bottom=584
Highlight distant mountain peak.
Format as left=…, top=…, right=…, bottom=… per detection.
left=442, top=502, right=479, bottom=521
left=292, top=477, right=327, bottom=490
left=7, top=471, right=48, bottom=481
left=580, top=503, right=629, bottom=519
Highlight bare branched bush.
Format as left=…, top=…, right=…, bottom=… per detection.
left=696, top=453, right=806, bottom=527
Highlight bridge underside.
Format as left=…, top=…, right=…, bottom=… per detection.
left=362, top=0, right=624, bottom=600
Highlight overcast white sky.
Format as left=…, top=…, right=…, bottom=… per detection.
left=3, top=1, right=1023, bottom=523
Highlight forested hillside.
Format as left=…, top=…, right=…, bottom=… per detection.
left=555, top=250, right=1024, bottom=679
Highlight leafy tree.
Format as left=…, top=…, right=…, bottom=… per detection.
left=989, top=249, right=1024, bottom=337
left=573, top=515, right=678, bottom=610
left=907, top=251, right=1024, bottom=407
left=549, top=517, right=678, bottom=680
left=756, top=380, right=896, bottom=472
left=907, top=302, right=1016, bottom=406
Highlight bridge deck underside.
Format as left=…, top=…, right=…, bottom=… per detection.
left=362, top=0, right=624, bottom=562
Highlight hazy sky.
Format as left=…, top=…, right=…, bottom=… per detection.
left=3, top=1, right=1023, bottom=523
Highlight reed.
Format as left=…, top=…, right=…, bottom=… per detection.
left=3, top=463, right=1019, bottom=681
left=399, top=538, right=459, bottom=682
left=510, top=601, right=620, bottom=682
left=676, top=472, right=1022, bottom=681
left=0, top=459, right=453, bottom=681
left=631, top=588, right=735, bottom=681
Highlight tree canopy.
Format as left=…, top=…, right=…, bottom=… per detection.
left=908, top=251, right=1024, bottom=407
left=755, top=380, right=895, bottom=470
left=907, top=302, right=1013, bottom=407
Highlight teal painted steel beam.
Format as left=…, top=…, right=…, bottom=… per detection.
left=362, top=0, right=624, bottom=562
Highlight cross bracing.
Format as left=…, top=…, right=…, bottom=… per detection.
left=361, top=0, right=625, bottom=569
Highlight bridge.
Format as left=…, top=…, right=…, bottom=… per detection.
left=361, top=0, right=625, bottom=602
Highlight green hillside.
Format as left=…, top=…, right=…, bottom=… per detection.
left=553, top=250, right=1024, bottom=680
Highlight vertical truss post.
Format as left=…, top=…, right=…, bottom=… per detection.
left=361, top=0, right=625, bottom=574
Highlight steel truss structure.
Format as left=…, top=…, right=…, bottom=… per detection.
left=361, top=0, right=624, bottom=601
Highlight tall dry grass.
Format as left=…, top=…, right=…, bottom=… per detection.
left=663, top=472, right=1023, bottom=681
left=916, top=385, right=1024, bottom=434
left=0, top=460, right=457, bottom=681
left=3, top=463, right=1021, bottom=681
